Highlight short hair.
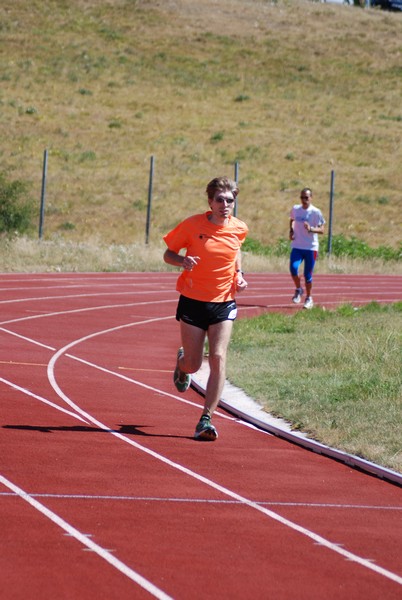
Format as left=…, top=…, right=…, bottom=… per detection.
left=206, top=176, right=239, bottom=200
left=301, top=187, right=312, bottom=195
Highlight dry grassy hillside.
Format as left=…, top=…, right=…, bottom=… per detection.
left=0, top=0, right=401, bottom=248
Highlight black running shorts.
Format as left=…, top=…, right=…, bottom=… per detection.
left=176, top=295, right=238, bottom=331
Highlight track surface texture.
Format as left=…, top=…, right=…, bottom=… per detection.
left=1, top=272, right=401, bottom=600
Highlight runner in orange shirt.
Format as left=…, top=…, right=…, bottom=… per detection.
left=163, top=176, right=249, bottom=441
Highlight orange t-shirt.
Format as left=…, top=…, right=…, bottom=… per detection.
left=163, top=212, right=248, bottom=302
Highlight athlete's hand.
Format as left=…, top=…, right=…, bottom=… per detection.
left=182, top=256, right=200, bottom=271
left=236, top=274, right=248, bottom=292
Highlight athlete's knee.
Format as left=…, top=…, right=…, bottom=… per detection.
left=182, top=355, right=203, bottom=374
left=304, top=266, right=314, bottom=283
left=290, top=263, right=298, bottom=276
left=180, top=348, right=204, bottom=374
left=208, top=349, right=227, bottom=373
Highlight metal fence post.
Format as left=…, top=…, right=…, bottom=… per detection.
left=145, top=155, right=154, bottom=245
left=38, top=149, right=48, bottom=239
left=327, top=169, right=335, bottom=255
left=234, top=161, right=239, bottom=217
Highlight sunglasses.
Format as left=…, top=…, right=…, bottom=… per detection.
left=215, top=196, right=235, bottom=204
left=300, top=196, right=310, bottom=200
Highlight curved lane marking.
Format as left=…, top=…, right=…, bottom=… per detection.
left=46, top=321, right=402, bottom=587
left=0, top=298, right=175, bottom=326
left=0, top=322, right=231, bottom=419
left=0, top=288, right=176, bottom=305
left=2, top=282, right=402, bottom=587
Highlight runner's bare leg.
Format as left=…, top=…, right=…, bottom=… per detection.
left=203, top=320, right=233, bottom=417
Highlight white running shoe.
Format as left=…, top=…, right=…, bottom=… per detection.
left=292, top=288, right=303, bottom=304
left=303, top=297, right=314, bottom=309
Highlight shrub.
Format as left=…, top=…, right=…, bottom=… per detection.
left=0, top=172, right=35, bottom=234
left=327, top=234, right=401, bottom=261
left=243, top=234, right=401, bottom=261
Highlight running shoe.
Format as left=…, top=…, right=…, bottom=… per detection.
left=194, top=415, right=218, bottom=441
left=303, top=296, right=314, bottom=310
left=292, top=288, right=304, bottom=304
left=173, top=347, right=191, bottom=393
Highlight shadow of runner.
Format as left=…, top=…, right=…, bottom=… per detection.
left=3, top=423, right=193, bottom=439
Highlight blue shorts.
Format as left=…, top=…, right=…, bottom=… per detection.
left=176, top=295, right=237, bottom=331
left=290, top=248, right=318, bottom=284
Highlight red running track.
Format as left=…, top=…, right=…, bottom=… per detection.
left=1, top=272, right=401, bottom=600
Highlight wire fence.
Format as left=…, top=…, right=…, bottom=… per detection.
left=38, top=150, right=336, bottom=254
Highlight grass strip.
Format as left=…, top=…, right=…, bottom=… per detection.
left=227, top=302, right=402, bottom=474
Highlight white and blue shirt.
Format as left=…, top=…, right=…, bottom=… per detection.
left=290, top=203, right=325, bottom=251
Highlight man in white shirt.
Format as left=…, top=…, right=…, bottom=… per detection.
left=289, top=187, right=325, bottom=309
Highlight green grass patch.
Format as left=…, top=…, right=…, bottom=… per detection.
left=227, top=303, right=402, bottom=473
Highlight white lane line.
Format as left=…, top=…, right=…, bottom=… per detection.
left=68, top=353, right=233, bottom=419
left=0, top=474, right=173, bottom=600
left=238, top=292, right=401, bottom=302
left=48, top=400, right=402, bottom=586
left=0, top=326, right=56, bottom=350
left=0, top=282, right=174, bottom=293
left=0, top=274, right=176, bottom=287
left=2, top=288, right=402, bottom=586
left=0, top=298, right=175, bottom=326
left=0, top=322, right=232, bottom=423
left=1, top=492, right=401, bottom=511
left=0, top=290, right=176, bottom=306
left=49, top=317, right=232, bottom=419
left=46, top=329, right=402, bottom=587
left=0, top=377, right=89, bottom=424
left=2, top=318, right=400, bottom=585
